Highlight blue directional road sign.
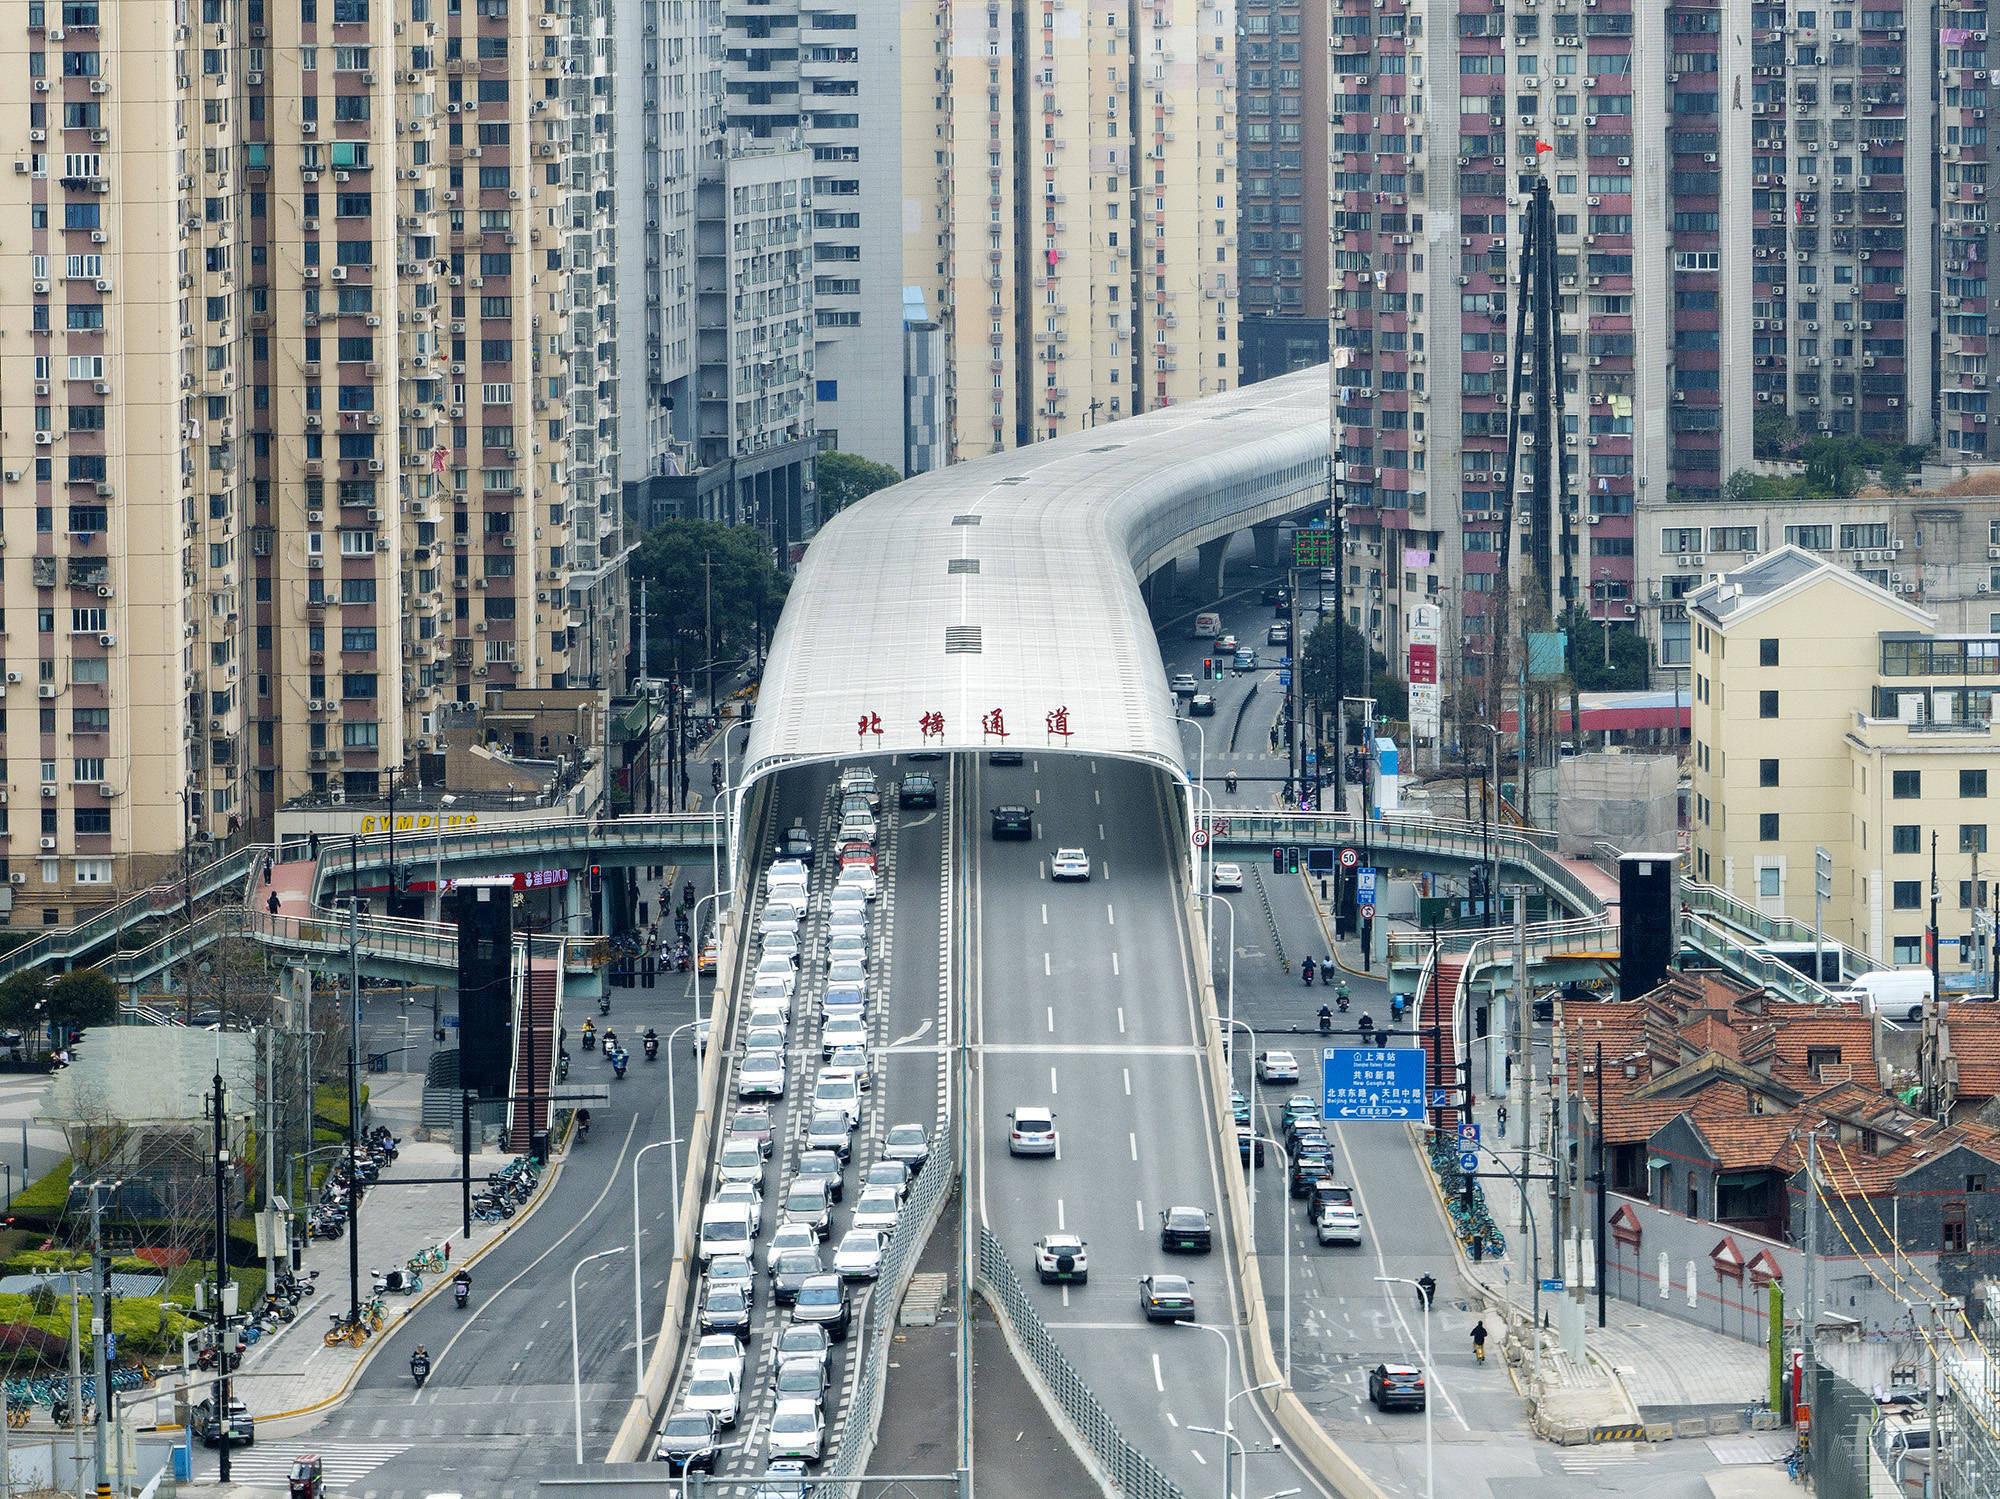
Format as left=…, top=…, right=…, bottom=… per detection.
left=1540, top=1279, right=1565, bottom=1293
left=1356, top=866, right=1378, bottom=906
left=1321, top=1046, right=1427, bottom=1122
left=1279, top=669, right=1292, bottom=688
left=1458, top=1151, right=1480, bottom=1173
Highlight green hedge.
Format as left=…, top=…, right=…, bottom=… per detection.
left=0, top=1293, right=192, bottom=1365
left=7, top=1157, right=75, bottom=1229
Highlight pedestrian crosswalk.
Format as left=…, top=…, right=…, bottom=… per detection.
left=199, top=1441, right=412, bottom=1489
left=1558, top=1443, right=1640, bottom=1475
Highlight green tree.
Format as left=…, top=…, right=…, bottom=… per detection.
left=1559, top=605, right=1653, bottom=692
left=629, top=520, right=790, bottom=683
left=1723, top=468, right=1759, bottom=503
left=815, top=451, right=902, bottom=519
left=0, top=971, right=47, bottom=1035
left=1297, top=616, right=1408, bottom=731
left=47, top=969, right=117, bottom=1036
left=1877, top=454, right=1909, bottom=492
left=1753, top=409, right=1797, bottom=460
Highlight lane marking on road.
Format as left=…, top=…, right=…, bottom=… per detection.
left=1041, top=903, right=1048, bottom=925
left=1123, top=1069, right=1132, bottom=1095
left=1117, top=1007, right=1126, bottom=1033
left=1043, top=952, right=1051, bottom=976
left=890, top=1019, right=933, bottom=1047
left=1102, top=860, right=1110, bottom=881
left=1057, top=1199, right=1066, bottom=1231
left=1189, top=1449, right=1207, bottom=1466
left=1135, top=1199, right=1146, bottom=1231
left=1112, top=952, right=1121, bottom=977
left=1035, top=788, right=1042, bottom=805
left=1106, top=903, right=1116, bottom=927
left=975, top=1042, right=1205, bottom=1056
left=1050, top=1066, right=1060, bottom=1094
left=1095, top=789, right=1102, bottom=805
left=1152, top=1354, right=1165, bottom=1392
left=418, top=1110, right=642, bottom=1405
left=1129, top=1133, right=1138, bottom=1161
left=1166, top=1412, right=1178, bottom=1427
left=1046, top=1006, right=1055, bottom=1032
left=1098, top=824, right=1105, bottom=841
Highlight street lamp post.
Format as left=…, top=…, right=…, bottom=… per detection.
left=1252, top=1135, right=1294, bottom=1384
left=717, top=721, right=753, bottom=905
left=1476, top=722, right=1502, bottom=921
left=630, top=1137, right=683, bottom=1390
left=1375, top=1275, right=1434, bottom=1499
left=1206, top=894, right=1237, bottom=1052
left=571, top=1245, right=630, bottom=1463
left=1178, top=1321, right=1235, bottom=1497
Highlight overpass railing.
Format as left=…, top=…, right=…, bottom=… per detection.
left=1681, top=880, right=1879, bottom=981
left=0, top=845, right=260, bottom=984
left=1207, top=810, right=1605, bottom=918
left=1682, top=915, right=1833, bottom=1003
left=976, top=1228, right=1184, bottom=1499
left=1387, top=915, right=1620, bottom=971
left=316, top=812, right=721, bottom=882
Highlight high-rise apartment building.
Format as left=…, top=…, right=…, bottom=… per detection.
left=903, top=0, right=1238, bottom=459
left=2, top=0, right=623, bottom=925
left=1234, top=0, right=1327, bottom=384
left=1332, top=0, right=1956, bottom=698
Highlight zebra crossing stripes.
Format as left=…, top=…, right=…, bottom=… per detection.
left=200, top=1441, right=412, bottom=1489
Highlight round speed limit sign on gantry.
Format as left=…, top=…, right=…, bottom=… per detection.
left=1192, top=829, right=1210, bottom=848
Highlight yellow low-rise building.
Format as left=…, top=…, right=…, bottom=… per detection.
left=1690, top=547, right=2000, bottom=975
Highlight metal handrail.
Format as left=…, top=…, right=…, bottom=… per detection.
left=0, top=844, right=260, bottom=984
left=1387, top=914, right=1616, bottom=966
left=1681, top=880, right=1880, bottom=980
left=1682, top=915, right=1834, bottom=1003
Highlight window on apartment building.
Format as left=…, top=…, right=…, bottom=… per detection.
left=1758, top=867, right=1782, bottom=898
left=1965, top=769, right=1990, bottom=798
left=1894, top=825, right=1921, bottom=854
left=1965, top=825, right=1989, bottom=854
left=1759, top=813, right=1780, bottom=842
left=1756, top=759, right=1778, bottom=788
left=1893, top=880, right=1923, bottom=910
left=1894, top=770, right=1922, bottom=799
left=1759, top=638, right=1780, bottom=667
left=1943, top=1201, right=1968, bottom=1254
left=1760, top=691, right=1779, bottom=718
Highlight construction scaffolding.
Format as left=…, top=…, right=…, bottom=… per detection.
left=1554, top=752, right=1678, bottom=860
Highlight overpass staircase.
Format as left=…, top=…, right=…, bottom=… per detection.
left=507, top=958, right=560, bottom=1153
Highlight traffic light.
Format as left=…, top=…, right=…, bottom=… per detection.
left=1287, top=846, right=1302, bottom=874
left=587, top=864, right=603, bottom=895
left=1204, top=658, right=1215, bottom=680
left=1272, top=846, right=1286, bottom=874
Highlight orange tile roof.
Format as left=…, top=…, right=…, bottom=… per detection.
left=1942, top=1006, right=2000, bottom=1100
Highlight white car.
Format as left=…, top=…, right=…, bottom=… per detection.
left=821, top=1015, right=867, bottom=1060
left=827, top=909, right=869, bottom=942
left=765, top=1222, right=820, bottom=1271
left=738, top=1050, right=787, bottom=1101
left=751, top=977, right=796, bottom=1014
left=839, top=769, right=879, bottom=807
left=825, top=1044, right=871, bottom=1087
left=754, top=956, right=799, bottom=994
left=768, top=1398, right=827, bottom=1464
left=748, top=1004, right=792, bottom=1038
left=811, top=1072, right=862, bottom=1128
left=767, top=859, right=811, bottom=891
left=828, top=887, right=868, bottom=918
left=689, top=1333, right=745, bottom=1385
left=1050, top=847, right=1092, bottom=881
left=839, top=815, right=878, bottom=844
left=1316, top=1204, right=1363, bottom=1246
left=836, top=866, right=878, bottom=902
left=1007, top=1105, right=1058, bottom=1157
left=772, top=1357, right=829, bottom=1409
left=825, top=932, right=869, bottom=969
left=769, top=1323, right=830, bottom=1373
left=851, top=1185, right=901, bottom=1233
left=1211, top=862, right=1245, bottom=892
left=744, top=1024, right=788, bottom=1055
left=1034, top=1234, right=1089, bottom=1285
left=1256, top=1049, right=1301, bottom=1084
left=683, top=1368, right=742, bottom=1428
left=759, top=903, right=805, bottom=938
left=713, top=1181, right=764, bottom=1235
left=718, top=1139, right=767, bottom=1188
left=831, top=1228, right=886, bottom=1281
left=826, top=959, right=868, bottom=990
left=762, top=929, right=803, bottom=965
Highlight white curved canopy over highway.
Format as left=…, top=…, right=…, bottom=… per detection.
left=745, top=367, right=1331, bottom=783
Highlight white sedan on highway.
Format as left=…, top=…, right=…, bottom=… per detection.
left=1050, top=847, right=1092, bottom=881
left=831, top=1228, right=885, bottom=1281
left=1211, top=863, right=1245, bottom=892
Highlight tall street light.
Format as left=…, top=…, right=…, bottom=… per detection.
left=571, top=1245, right=629, bottom=1463
left=1206, top=893, right=1237, bottom=1051
left=1375, top=1275, right=1434, bottom=1499
left=1178, top=1321, right=1235, bottom=1497
left=630, top=1136, right=684, bottom=1390
left=1252, top=1135, right=1294, bottom=1386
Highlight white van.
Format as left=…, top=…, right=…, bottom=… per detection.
left=1840, top=967, right=1935, bottom=1023
left=1191, top=612, right=1222, bottom=639
left=699, top=1201, right=756, bottom=1266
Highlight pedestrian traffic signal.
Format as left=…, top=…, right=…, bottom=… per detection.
left=587, top=864, right=603, bottom=895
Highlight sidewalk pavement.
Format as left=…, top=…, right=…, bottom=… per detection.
left=127, top=1071, right=554, bottom=1437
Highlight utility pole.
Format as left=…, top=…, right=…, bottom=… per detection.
left=86, top=1185, right=110, bottom=1499
left=1926, top=830, right=1942, bottom=1114
left=1513, top=891, right=1533, bottom=1288
left=263, top=1031, right=277, bottom=1297
left=1330, top=465, right=1345, bottom=814
left=210, top=1058, right=233, bottom=1486
left=67, top=1272, right=84, bottom=1499
left=346, top=838, right=363, bottom=1330
left=703, top=551, right=715, bottom=717
left=1594, top=1039, right=1607, bottom=1328
left=1801, top=1127, right=1821, bottom=1418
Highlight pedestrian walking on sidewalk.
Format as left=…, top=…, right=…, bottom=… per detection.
left=308, top=832, right=321, bottom=860
left=263, top=854, right=274, bottom=885
left=267, top=891, right=281, bottom=916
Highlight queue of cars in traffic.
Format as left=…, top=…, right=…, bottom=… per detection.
left=661, top=764, right=934, bottom=1478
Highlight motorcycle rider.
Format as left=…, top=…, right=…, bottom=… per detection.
left=1225, top=770, right=1238, bottom=793
left=581, top=1017, right=596, bottom=1049
left=1317, top=1004, right=1333, bottom=1034
left=453, top=1269, right=471, bottom=1307
left=1301, top=955, right=1317, bottom=986
left=1321, top=953, right=1334, bottom=985
left=1337, top=979, right=1351, bottom=1012
left=411, top=1345, right=431, bottom=1384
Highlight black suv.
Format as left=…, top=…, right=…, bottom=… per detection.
left=1159, top=1206, right=1214, bottom=1254
left=777, top=824, right=814, bottom=860
left=900, top=774, right=937, bottom=809
left=991, top=805, right=1034, bottom=840
left=657, top=1411, right=722, bottom=1472
left=791, top=1274, right=853, bottom=1341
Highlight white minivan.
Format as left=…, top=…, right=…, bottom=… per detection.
left=1837, top=967, right=1935, bottom=1023
left=699, top=1201, right=756, bottom=1266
